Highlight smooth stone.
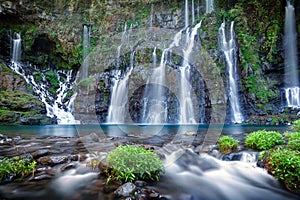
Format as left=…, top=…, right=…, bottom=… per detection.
left=31, top=149, right=49, bottom=158
left=114, top=182, right=136, bottom=197
left=38, top=155, right=69, bottom=166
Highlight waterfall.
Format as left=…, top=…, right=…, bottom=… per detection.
left=206, top=0, right=214, bottom=14
left=10, top=63, right=76, bottom=124
left=106, top=51, right=135, bottom=124
left=9, top=33, right=76, bottom=124
left=219, top=21, right=244, bottom=123
left=11, top=33, right=21, bottom=63
left=150, top=4, right=154, bottom=28
left=179, top=21, right=202, bottom=124
left=141, top=28, right=184, bottom=124
left=285, top=87, right=300, bottom=108
left=142, top=49, right=168, bottom=124
left=191, top=0, right=195, bottom=24
left=116, top=23, right=127, bottom=69
left=185, top=0, right=189, bottom=28
left=82, top=24, right=91, bottom=80
left=141, top=21, right=202, bottom=124
left=283, top=1, right=300, bottom=108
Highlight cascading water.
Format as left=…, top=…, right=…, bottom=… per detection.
left=179, top=21, right=202, bottom=124
left=206, top=0, right=214, bottom=14
left=106, top=51, right=135, bottom=124
left=142, top=49, right=168, bottom=124
left=116, top=23, right=127, bottom=69
left=283, top=1, right=300, bottom=108
left=219, top=21, right=244, bottom=123
left=11, top=33, right=21, bottom=63
left=10, top=33, right=76, bottom=124
left=106, top=23, right=134, bottom=124
left=185, top=0, right=189, bottom=28
left=191, top=0, right=195, bottom=24
left=141, top=21, right=202, bottom=124
left=82, top=24, right=91, bottom=80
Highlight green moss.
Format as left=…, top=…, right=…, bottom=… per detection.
left=45, top=70, right=59, bottom=90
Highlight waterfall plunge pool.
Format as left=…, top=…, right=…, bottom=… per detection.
left=0, top=124, right=290, bottom=138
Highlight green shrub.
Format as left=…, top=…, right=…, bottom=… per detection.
left=217, top=136, right=239, bottom=154
left=291, top=119, right=300, bottom=132
left=284, top=132, right=300, bottom=150
left=0, top=157, right=36, bottom=182
left=245, top=130, right=284, bottom=150
left=105, top=145, right=164, bottom=183
left=264, top=148, right=300, bottom=191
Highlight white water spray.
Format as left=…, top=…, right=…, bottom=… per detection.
left=206, top=0, right=214, bottom=14
left=219, top=21, right=244, bottom=123
left=10, top=33, right=76, bottom=124
left=179, top=21, right=202, bottom=124
left=185, top=0, right=189, bottom=28
left=82, top=24, right=91, bottom=80
left=284, top=1, right=300, bottom=108
left=106, top=51, right=135, bottom=124
left=11, top=33, right=21, bottom=63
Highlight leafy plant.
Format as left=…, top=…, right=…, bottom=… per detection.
left=284, top=132, right=300, bottom=150
left=291, top=119, right=300, bottom=132
left=245, top=130, right=284, bottom=150
left=105, top=145, right=164, bottom=183
left=264, top=147, right=300, bottom=191
left=217, top=136, right=239, bottom=154
left=0, top=157, right=36, bottom=182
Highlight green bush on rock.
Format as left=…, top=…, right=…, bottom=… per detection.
left=217, top=136, right=239, bottom=154
left=0, top=157, right=36, bottom=182
left=264, top=147, right=300, bottom=191
left=104, top=145, right=164, bottom=183
left=284, top=132, right=300, bottom=150
left=291, top=119, right=300, bottom=132
left=245, top=130, right=284, bottom=150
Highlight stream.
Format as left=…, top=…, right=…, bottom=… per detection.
left=0, top=125, right=299, bottom=200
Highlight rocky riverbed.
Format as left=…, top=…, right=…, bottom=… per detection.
left=0, top=132, right=299, bottom=200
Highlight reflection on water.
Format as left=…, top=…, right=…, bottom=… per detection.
left=0, top=124, right=290, bottom=138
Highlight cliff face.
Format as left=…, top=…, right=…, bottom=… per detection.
left=0, top=0, right=299, bottom=124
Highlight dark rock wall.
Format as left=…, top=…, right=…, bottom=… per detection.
left=0, top=0, right=299, bottom=124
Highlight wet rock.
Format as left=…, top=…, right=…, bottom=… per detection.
left=98, top=160, right=109, bottom=172
left=19, top=153, right=34, bottom=162
left=60, top=162, right=77, bottom=171
left=36, top=166, right=52, bottom=172
left=114, top=182, right=136, bottom=197
left=0, top=134, right=10, bottom=144
left=81, top=132, right=100, bottom=143
left=0, top=133, right=7, bottom=140
left=145, top=189, right=160, bottom=198
left=20, top=117, right=41, bottom=125
left=184, top=131, right=196, bottom=136
left=134, top=180, right=147, bottom=187
left=13, top=136, right=21, bottom=142
left=33, top=173, right=53, bottom=181
left=38, top=155, right=69, bottom=166
left=31, top=149, right=49, bottom=158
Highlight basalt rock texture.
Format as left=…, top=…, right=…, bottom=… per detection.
left=0, top=64, right=54, bottom=125
left=0, top=0, right=299, bottom=124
